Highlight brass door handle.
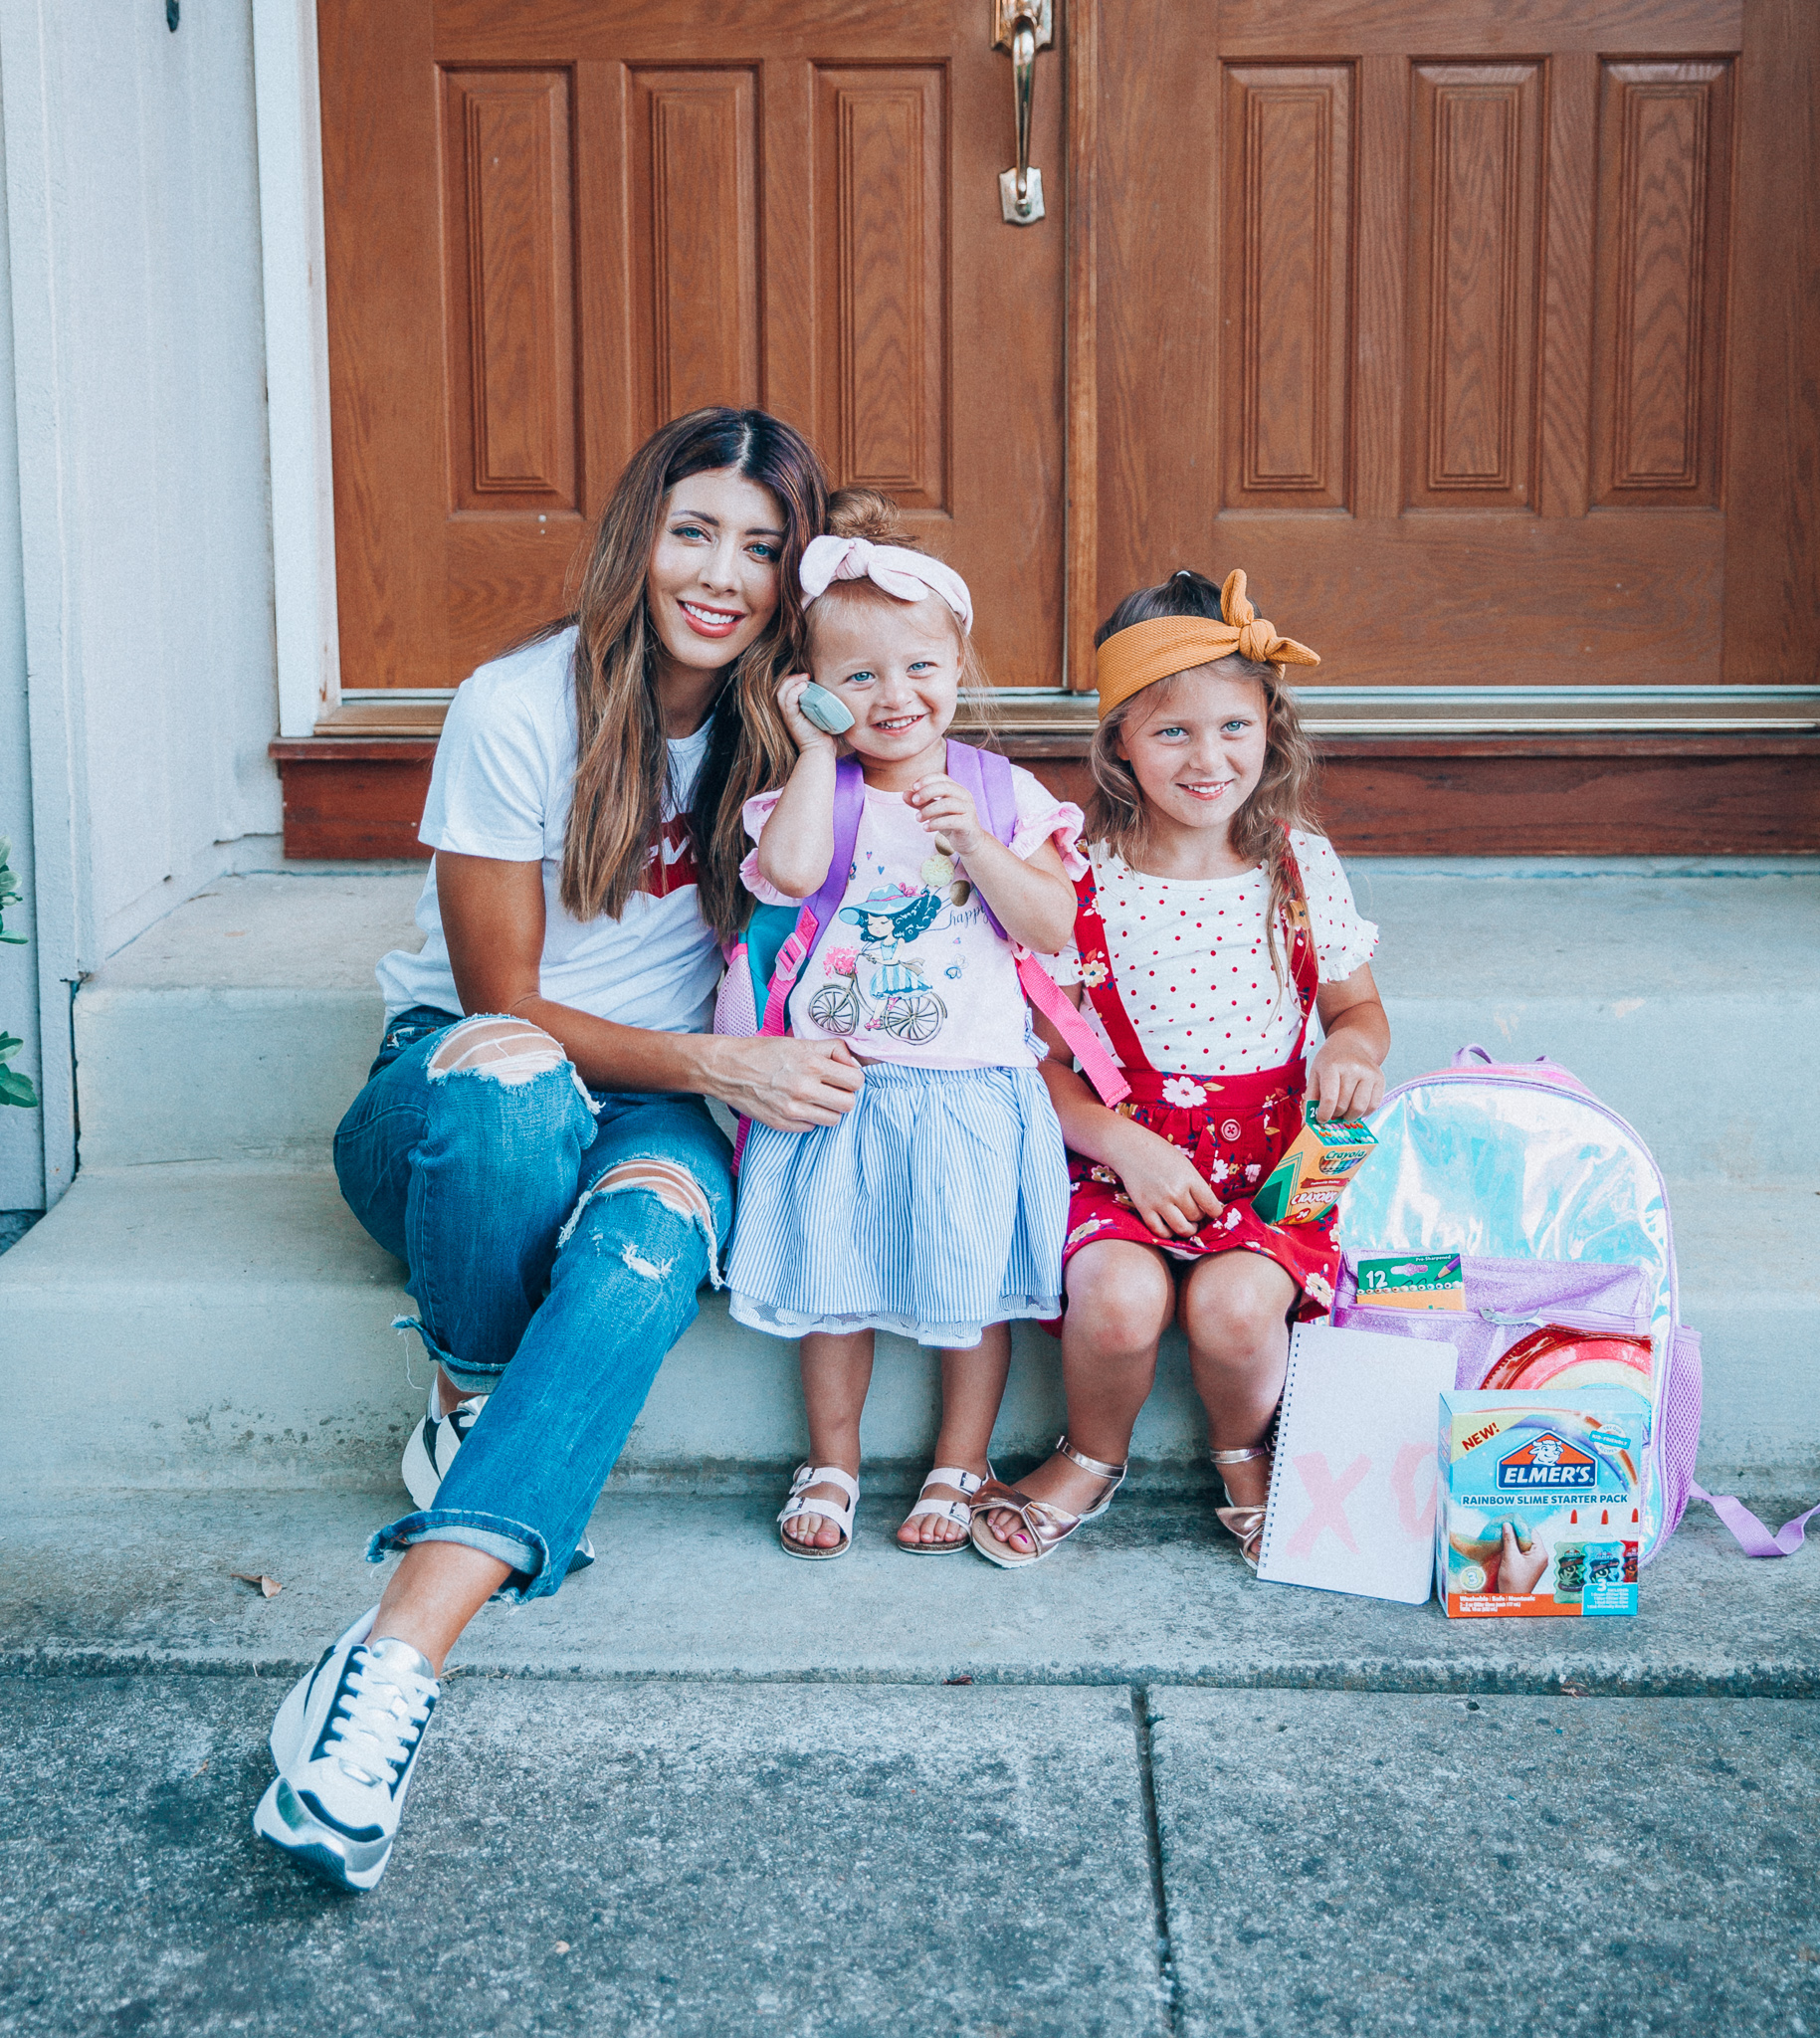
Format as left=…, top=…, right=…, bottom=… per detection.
left=993, top=0, right=1053, bottom=225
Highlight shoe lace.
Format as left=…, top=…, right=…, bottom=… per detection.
left=326, top=1650, right=434, bottom=1787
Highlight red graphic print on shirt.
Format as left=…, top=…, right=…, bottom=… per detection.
left=646, top=814, right=699, bottom=899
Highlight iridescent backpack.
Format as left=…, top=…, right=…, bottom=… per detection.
left=1334, top=1047, right=1714, bottom=1562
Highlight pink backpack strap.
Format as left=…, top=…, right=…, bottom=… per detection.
left=757, top=755, right=867, bottom=1037
left=1017, top=952, right=1129, bottom=1107
left=937, top=739, right=1128, bottom=1106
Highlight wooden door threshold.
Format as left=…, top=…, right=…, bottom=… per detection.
left=273, top=688, right=1820, bottom=860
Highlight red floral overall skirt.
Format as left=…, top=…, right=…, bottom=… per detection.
left=1059, top=845, right=1340, bottom=1319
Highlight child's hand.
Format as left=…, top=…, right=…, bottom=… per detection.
left=1309, top=1038, right=1385, bottom=1122
left=776, top=675, right=840, bottom=757
left=1492, top=1523, right=1549, bottom=1596
left=906, top=774, right=982, bottom=855
left=1106, top=1121, right=1225, bottom=1239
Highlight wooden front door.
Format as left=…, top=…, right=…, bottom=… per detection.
left=1092, top=0, right=1811, bottom=693
left=320, top=0, right=1069, bottom=694
left=291, top=0, right=1816, bottom=858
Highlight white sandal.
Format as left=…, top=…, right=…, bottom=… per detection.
left=897, top=1465, right=990, bottom=1554
left=777, top=1463, right=859, bottom=1560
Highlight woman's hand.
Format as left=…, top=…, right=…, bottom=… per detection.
left=906, top=773, right=983, bottom=857
left=1103, top=1119, right=1224, bottom=1239
left=706, top=1035, right=864, bottom=1132
left=775, top=674, right=840, bottom=758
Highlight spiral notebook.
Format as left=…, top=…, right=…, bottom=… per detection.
left=1256, top=1321, right=1459, bottom=1604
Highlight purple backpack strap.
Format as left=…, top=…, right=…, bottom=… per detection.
left=1689, top=1484, right=1820, bottom=1558
left=757, top=756, right=867, bottom=1036
left=944, top=739, right=1018, bottom=939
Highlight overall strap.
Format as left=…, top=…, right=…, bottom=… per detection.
left=758, top=755, right=867, bottom=1037
left=1071, top=858, right=1155, bottom=1076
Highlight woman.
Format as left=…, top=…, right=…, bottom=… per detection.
left=253, top=408, right=860, bottom=1892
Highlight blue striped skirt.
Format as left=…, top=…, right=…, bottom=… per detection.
left=726, top=1062, right=1068, bottom=1349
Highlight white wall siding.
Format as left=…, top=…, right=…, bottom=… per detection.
left=4, top=0, right=281, bottom=976
left=0, top=85, right=41, bottom=1213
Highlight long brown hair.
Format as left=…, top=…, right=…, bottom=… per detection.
left=1086, top=568, right=1318, bottom=984
left=555, top=407, right=828, bottom=941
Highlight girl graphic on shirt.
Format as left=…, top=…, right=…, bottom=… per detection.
left=722, top=492, right=1085, bottom=1560
left=971, top=567, right=1392, bottom=1573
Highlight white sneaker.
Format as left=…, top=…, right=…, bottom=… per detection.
left=252, top=1605, right=438, bottom=1892
left=400, top=1382, right=596, bottom=1573
left=401, top=1384, right=486, bottom=1510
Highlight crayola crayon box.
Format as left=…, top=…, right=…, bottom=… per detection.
left=1438, top=1388, right=1650, bottom=1619
left=1250, top=1101, right=1378, bottom=1226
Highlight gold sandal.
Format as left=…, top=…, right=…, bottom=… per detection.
left=968, top=1436, right=1126, bottom=1569
left=1212, top=1445, right=1272, bottom=1569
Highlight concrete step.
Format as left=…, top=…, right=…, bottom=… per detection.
left=74, top=872, right=417, bottom=1170
left=5, top=1483, right=1815, bottom=1694
left=1, top=1162, right=1812, bottom=1493
left=73, top=863, right=1820, bottom=1183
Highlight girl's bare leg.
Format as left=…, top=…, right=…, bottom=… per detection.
left=371, top=1540, right=512, bottom=1676
left=898, top=1324, right=1012, bottom=1547
left=1179, top=1250, right=1297, bottom=1510
left=978, top=1240, right=1174, bottom=1556
left=784, top=1328, right=876, bottom=1550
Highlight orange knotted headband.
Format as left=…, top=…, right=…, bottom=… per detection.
left=1094, top=568, right=1319, bottom=721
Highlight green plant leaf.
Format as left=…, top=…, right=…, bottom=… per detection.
left=0, top=1064, right=38, bottom=1108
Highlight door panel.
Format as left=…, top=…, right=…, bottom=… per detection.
left=1094, top=0, right=1799, bottom=691
left=321, top=2, right=1066, bottom=694
left=1219, top=64, right=1352, bottom=511
left=1591, top=61, right=1731, bottom=508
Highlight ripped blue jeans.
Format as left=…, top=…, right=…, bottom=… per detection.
left=333, top=1006, right=733, bottom=1602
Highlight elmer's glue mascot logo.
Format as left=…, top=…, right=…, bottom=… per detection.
left=1497, top=1431, right=1598, bottom=1493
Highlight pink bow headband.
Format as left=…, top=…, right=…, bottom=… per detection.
left=798, top=534, right=973, bottom=635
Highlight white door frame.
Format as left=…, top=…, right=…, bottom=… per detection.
left=251, top=0, right=340, bottom=740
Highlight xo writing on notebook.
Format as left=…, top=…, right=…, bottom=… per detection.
left=1255, top=1323, right=1457, bottom=1605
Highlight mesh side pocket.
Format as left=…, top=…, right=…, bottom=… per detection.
left=1651, top=1325, right=1704, bottom=1555
left=712, top=944, right=758, bottom=1038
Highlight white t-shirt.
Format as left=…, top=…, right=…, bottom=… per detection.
left=740, top=765, right=1085, bottom=1069
left=1045, top=833, right=1377, bottom=1076
left=376, top=628, right=723, bottom=1033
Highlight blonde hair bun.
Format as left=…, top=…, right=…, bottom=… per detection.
left=826, top=488, right=918, bottom=549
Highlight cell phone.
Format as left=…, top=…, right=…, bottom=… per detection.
left=797, top=682, right=855, bottom=735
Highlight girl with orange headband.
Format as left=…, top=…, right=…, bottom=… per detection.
left=971, top=567, right=1390, bottom=1570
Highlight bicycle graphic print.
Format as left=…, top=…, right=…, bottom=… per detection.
left=810, top=883, right=952, bottom=1046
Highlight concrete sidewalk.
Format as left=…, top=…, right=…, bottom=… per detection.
left=3, top=1675, right=1816, bottom=2037
left=4, top=1491, right=1819, bottom=2034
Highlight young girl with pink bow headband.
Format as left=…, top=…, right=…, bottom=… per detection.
left=721, top=490, right=1087, bottom=1562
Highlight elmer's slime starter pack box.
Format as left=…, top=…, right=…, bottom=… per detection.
left=1250, top=1101, right=1378, bottom=1227
left=1438, top=1388, right=1649, bottom=1619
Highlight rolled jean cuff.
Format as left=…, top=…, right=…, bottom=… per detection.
left=365, top=1508, right=551, bottom=1604
left=391, top=1316, right=506, bottom=1397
